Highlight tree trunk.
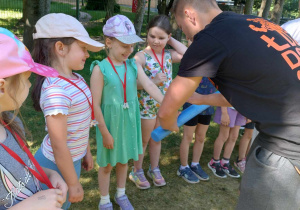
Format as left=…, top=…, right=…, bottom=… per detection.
left=23, top=0, right=50, bottom=51
left=270, top=0, right=285, bottom=24
left=170, top=14, right=182, bottom=41
left=134, top=0, right=147, bottom=36
left=258, top=0, right=273, bottom=19
left=244, top=0, right=254, bottom=15
left=157, top=0, right=167, bottom=15
left=105, top=0, right=115, bottom=23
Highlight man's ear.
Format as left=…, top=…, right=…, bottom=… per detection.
left=184, top=9, right=196, bottom=26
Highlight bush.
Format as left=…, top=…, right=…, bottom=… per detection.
left=85, top=0, right=120, bottom=12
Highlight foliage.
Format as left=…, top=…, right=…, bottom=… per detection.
left=85, top=0, right=120, bottom=12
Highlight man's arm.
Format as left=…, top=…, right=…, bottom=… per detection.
left=186, top=92, right=232, bottom=107
left=158, top=76, right=203, bottom=131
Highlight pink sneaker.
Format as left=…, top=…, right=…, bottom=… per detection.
left=147, top=166, right=166, bottom=187
left=234, top=157, right=246, bottom=173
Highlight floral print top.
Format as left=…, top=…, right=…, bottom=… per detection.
left=138, top=49, right=172, bottom=119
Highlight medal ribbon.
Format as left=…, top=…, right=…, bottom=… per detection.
left=107, top=57, right=129, bottom=109
left=151, top=48, right=165, bottom=73
left=1, top=122, right=54, bottom=189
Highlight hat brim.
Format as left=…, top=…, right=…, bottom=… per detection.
left=115, top=35, right=144, bottom=44
left=75, top=36, right=104, bottom=52
left=30, top=62, right=60, bottom=78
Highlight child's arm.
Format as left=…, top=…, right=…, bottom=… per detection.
left=81, top=142, right=94, bottom=171
left=167, top=37, right=188, bottom=63
left=136, top=62, right=164, bottom=103
left=46, top=114, right=84, bottom=203
left=220, top=107, right=230, bottom=126
left=134, top=52, right=167, bottom=89
left=90, top=65, right=114, bottom=149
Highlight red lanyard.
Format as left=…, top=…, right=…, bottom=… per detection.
left=58, top=75, right=97, bottom=126
left=151, top=48, right=165, bottom=73
left=107, top=57, right=129, bottom=109
left=0, top=122, right=54, bottom=189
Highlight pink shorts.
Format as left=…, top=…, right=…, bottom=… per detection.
left=213, top=107, right=246, bottom=128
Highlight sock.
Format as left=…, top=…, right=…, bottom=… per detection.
left=116, top=187, right=125, bottom=198
left=180, top=165, right=189, bottom=170
left=100, top=194, right=110, bottom=205
left=221, top=158, right=229, bottom=166
left=191, top=162, right=199, bottom=167
left=210, top=158, right=220, bottom=165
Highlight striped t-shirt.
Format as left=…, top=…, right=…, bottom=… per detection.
left=40, top=73, right=92, bottom=163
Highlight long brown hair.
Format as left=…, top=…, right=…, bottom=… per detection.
left=31, top=37, right=76, bottom=111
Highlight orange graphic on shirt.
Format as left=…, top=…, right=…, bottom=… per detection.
left=247, top=18, right=300, bottom=80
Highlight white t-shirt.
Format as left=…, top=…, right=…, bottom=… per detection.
left=40, top=73, right=92, bottom=163
left=281, top=18, right=300, bottom=43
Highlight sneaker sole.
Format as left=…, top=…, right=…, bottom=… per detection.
left=223, top=168, right=241, bottom=178
left=207, top=163, right=227, bottom=178
left=176, top=170, right=199, bottom=184
left=234, top=162, right=244, bottom=174
left=192, top=171, right=210, bottom=181
left=147, top=171, right=166, bottom=187
left=128, top=174, right=150, bottom=190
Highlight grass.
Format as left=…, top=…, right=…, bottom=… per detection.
left=2, top=1, right=242, bottom=209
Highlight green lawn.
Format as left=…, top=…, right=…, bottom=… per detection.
left=2, top=1, right=242, bottom=209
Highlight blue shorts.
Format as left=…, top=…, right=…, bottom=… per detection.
left=34, top=148, right=82, bottom=210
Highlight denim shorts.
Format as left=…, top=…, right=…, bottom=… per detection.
left=34, top=148, right=82, bottom=210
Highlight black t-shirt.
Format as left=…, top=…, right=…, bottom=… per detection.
left=178, top=12, right=300, bottom=160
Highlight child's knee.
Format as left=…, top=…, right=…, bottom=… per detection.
left=101, top=164, right=113, bottom=173
left=195, top=133, right=205, bottom=143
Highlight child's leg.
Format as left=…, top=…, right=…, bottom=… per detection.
left=98, top=164, right=113, bottom=198
left=133, top=118, right=156, bottom=171
left=149, top=118, right=161, bottom=169
left=180, top=125, right=197, bottom=166
left=239, top=128, right=253, bottom=160
left=115, top=163, right=134, bottom=210
left=223, top=126, right=241, bottom=159
left=213, top=125, right=230, bottom=160
left=192, top=123, right=209, bottom=163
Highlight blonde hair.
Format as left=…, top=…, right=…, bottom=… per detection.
left=1, top=74, right=27, bottom=145
left=103, top=36, right=115, bottom=55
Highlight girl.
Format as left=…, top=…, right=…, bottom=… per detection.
left=90, top=15, right=164, bottom=210
left=208, top=106, right=246, bottom=178
left=0, top=27, right=67, bottom=209
left=31, top=13, right=104, bottom=210
left=130, top=15, right=187, bottom=189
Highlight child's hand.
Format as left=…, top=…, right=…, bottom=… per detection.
left=221, top=113, right=230, bottom=126
left=17, top=189, right=64, bottom=210
left=47, top=170, right=68, bottom=204
left=246, top=118, right=252, bottom=123
left=68, top=182, right=84, bottom=203
left=153, top=73, right=167, bottom=85
left=82, top=151, right=94, bottom=171
left=102, top=133, right=114, bottom=149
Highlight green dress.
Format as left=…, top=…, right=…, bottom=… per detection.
left=90, top=58, right=143, bottom=167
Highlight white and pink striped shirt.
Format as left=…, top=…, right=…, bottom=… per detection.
left=40, top=73, right=92, bottom=163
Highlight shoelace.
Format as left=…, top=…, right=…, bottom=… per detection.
left=136, top=171, right=147, bottom=182
left=152, top=168, right=163, bottom=179
left=119, top=196, right=130, bottom=207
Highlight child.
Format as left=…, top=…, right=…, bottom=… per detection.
left=234, top=120, right=254, bottom=173
left=177, top=77, right=215, bottom=183
left=208, top=107, right=246, bottom=178
left=0, top=27, right=68, bottom=209
left=90, top=15, right=164, bottom=209
left=131, top=15, right=187, bottom=189
left=31, top=13, right=104, bottom=210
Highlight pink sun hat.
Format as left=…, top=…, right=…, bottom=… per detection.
left=0, top=27, right=59, bottom=79
left=103, top=15, right=144, bottom=44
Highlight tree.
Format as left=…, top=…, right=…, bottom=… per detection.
left=134, top=0, right=147, bottom=36
left=270, top=0, right=285, bottom=24
left=157, top=0, right=174, bottom=15
left=104, top=0, right=115, bottom=22
left=258, top=0, right=273, bottom=18
left=244, top=0, right=255, bottom=14
left=23, top=0, right=50, bottom=51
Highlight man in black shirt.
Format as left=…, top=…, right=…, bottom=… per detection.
left=158, top=0, right=300, bottom=209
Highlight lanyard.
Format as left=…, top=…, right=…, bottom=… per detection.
left=107, top=57, right=129, bottom=109
left=58, top=75, right=98, bottom=126
left=0, top=122, right=54, bottom=189
left=151, top=48, right=165, bottom=73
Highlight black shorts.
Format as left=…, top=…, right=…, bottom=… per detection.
left=184, top=114, right=212, bottom=126
left=243, top=122, right=255, bottom=129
